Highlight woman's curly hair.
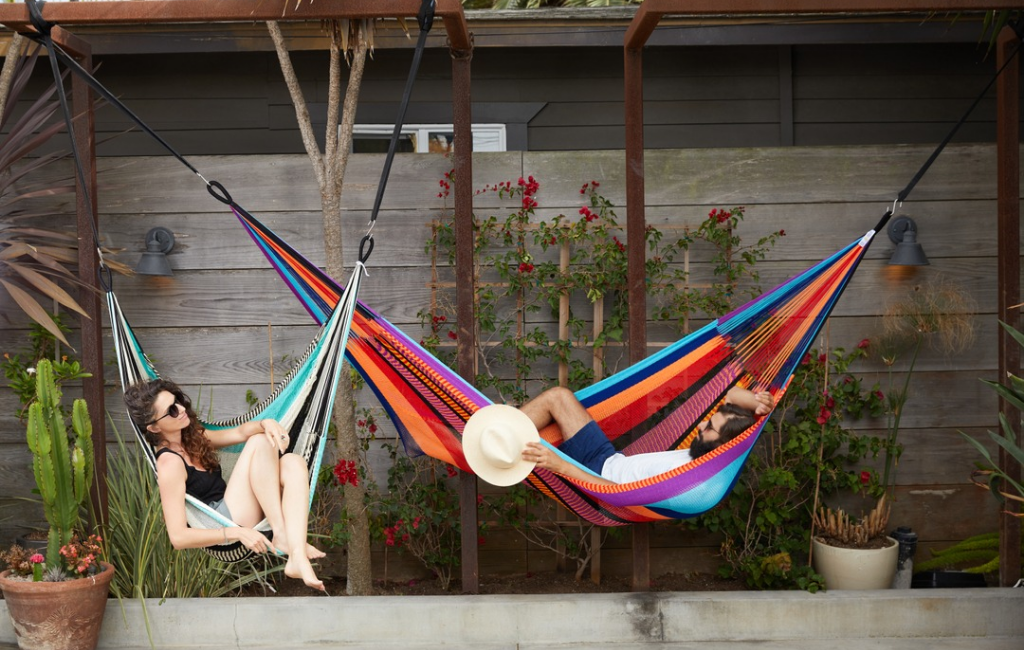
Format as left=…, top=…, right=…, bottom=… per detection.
left=123, top=378, right=220, bottom=471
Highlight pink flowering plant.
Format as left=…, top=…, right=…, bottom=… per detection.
left=422, top=171, right=783, bottom=400
left=1, top=534, right=104, bottom=582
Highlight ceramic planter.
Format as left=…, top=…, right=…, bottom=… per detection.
left=812, top=536, right=898, bottom=590
left=0, top=562, right=114, bottom=650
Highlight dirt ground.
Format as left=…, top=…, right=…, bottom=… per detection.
left=240, top=569, right=747, bottom=597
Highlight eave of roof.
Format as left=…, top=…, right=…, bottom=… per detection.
left=0, top=8, right=990, bottom=56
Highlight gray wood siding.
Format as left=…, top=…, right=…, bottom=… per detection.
left=9, top=42, right=1021, bottom=159
left=1, top=144, right=1017, bottom=579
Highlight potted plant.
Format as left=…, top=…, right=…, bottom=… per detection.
left=811, top=495, right=899, bottom=589
left=0, top=359, right=114, bottom=650
left=807, top=281, right=976, bottom=589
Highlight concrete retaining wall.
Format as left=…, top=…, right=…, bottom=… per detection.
left=3, top=589, right=1022, bottom=648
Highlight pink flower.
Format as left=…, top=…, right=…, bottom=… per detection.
left=29, top=554, right=44, bottom=564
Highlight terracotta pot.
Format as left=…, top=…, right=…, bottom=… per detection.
left=0, top=562, right=114, bottom=650
left=812, top=536, right=898, bottom=590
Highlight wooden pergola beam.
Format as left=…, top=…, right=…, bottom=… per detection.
left=0, top=0, right=472, bottom=51
left=624, top=0, right=1021, bottom=591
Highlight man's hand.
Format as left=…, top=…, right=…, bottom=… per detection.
left=726, top=386, right=774, bottom=415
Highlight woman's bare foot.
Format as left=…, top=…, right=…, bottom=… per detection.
left=306, top=543, right=325, bottom=559
left=271, top=532, right=288, bottom=554
left=284, top=555, right=324, bottom=592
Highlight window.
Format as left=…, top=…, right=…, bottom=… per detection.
left=351, top=124, right=506, bottom=154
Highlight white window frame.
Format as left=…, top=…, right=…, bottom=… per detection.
left=351, top=123, right=507, bottom=153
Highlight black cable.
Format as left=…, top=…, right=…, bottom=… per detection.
left=21, top=0, right=438, bottom=269
left=896, top=24, right=1023, bottom=205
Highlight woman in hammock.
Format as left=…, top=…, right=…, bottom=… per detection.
left=124, top=379, right=326, bottom=592
left=520, top=386, right=773, bottom=485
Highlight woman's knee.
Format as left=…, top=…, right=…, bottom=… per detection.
left=280, top=453, right=308, bottom=480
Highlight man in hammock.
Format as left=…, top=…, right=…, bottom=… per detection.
left=520, top=386, right=773, bottom=485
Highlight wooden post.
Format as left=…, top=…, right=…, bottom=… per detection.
left=71, top=45, right=107, bottom=529
left=995, top=24, right=1021, bottom=587
left=624, top=36, right=651, bottom=593
left=451, top=43, right=478, bottom=595
left=590, top=295, right=605, bottom=584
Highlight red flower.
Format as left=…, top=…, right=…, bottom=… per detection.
left=448, top=330, right=458, bottom=340
left=333, top=459, right=359, bottom=487
left=368, top=423, right=378, bottom=434
left=860, top=471, right=871, bottom=485
left=858, top=339, right=870, bottom=349
left=478, top=536, right=486, bottom=546
left=29, top=554, right=44, bottom=564
left=779, top=229, right=786, bottom=236
left=874, top=390, right=885, bottom=402
left=518, top=262, right=534, bottom=274
left=817, top=353, right=827, bottom=364
left=446, top=465, right=458, bottom=478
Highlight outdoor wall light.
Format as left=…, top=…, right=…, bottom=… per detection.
left=886, top=216, right=929, bottom=266
left=135, top=227, right=176, bottom=276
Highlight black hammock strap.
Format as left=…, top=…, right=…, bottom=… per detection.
left=20, top=0, right=439, bottom=268
left=888, top=20, right=1024, bottom=222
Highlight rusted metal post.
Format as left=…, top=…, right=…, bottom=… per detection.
left=624, top=42, right=650, bottom=592
left=451, top=42, right=479, bottom=594
left=995, top=24, right=1021, bottom=587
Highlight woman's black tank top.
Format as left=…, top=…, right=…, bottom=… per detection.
left=155, top=448, right=226, bottom=505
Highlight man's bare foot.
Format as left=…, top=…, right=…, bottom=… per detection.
left=284, top=556, right=324, bottom=592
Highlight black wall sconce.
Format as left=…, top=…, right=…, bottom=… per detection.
left=136, top=227, right=175, bottom=276
left=887, top=216, right=929, bottom=266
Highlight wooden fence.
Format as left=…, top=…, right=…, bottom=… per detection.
left=0, top=144, right=1015, bottom=579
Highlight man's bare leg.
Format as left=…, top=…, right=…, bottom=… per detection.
left=519, top=387, right=593, bottom=441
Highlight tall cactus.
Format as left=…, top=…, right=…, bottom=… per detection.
left=25, top=358, right=94, bottom=568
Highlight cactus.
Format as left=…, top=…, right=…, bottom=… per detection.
left=25, top=358, right=94, bottom=568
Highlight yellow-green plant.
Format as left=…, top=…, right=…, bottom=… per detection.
left=25, top=358, right=93, bottom=568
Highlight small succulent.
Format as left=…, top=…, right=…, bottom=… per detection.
left=43, top=565, right=69, bottom=582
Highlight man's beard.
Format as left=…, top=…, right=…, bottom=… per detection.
left=689, top=435, right=717, bottom=460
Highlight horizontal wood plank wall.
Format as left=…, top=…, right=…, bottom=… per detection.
left=1, top=145, right=1018, bottom=581
left=8, top=42, right=1020, bottom=159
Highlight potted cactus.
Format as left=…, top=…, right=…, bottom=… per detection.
left=0, top=359, right=114, bottom=650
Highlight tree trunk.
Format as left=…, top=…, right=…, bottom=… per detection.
left=267, top=19, right=372, bottom=596
left=0, top=33, right=26, bottom=123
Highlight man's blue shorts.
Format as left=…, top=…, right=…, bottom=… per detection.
left=558, top=420, right=617, bottom=475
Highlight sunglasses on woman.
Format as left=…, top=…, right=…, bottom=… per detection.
left=148, top=401, right=185, bottom=425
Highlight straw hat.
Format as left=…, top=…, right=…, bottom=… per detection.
left=462, top=404, right=540, bottom=486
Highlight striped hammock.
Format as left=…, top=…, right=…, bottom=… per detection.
left=235, top=203, right=878, bottom=526
left=107, top=263, right=364, bottom=561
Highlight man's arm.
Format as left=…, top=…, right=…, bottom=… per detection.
left=725, top=386, right=774, bottom=415
left=522, top=441, right=618, bottom=486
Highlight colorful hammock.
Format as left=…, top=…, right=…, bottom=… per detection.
left=107, top=264, right=364, bottom=561
left=235, top=203, right=879, bottom=526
